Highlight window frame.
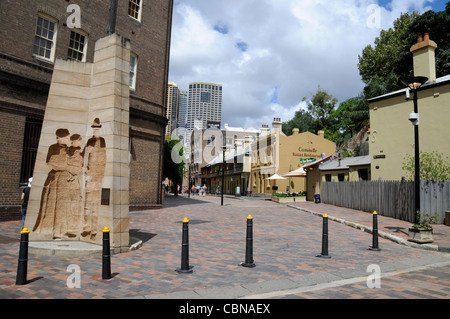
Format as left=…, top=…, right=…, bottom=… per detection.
left=67, top=29, right=88, bottom=62
left=33, top=13, right=58, bottom=62
left=129, top=52, right=138, bottom=90
left=128, top=0, right=143, bottom=22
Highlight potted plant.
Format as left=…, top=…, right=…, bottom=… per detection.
left=408, top=211, right=437, bottom=244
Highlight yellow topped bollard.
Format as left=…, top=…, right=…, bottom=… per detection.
left=177, top=217, right=193, bottom=273
left=16, top=227, right=30, bottom=285
left=102, top=226, right=112, bottom=280
left=241, top=215, right=255, bottom=268
left=317, top=213, right=331, bottom=258
left=369, top=211, right=381, bottom=251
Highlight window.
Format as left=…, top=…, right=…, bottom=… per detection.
left=33, top=14, right=58, bottom=61
left=20, top=118, right=42, bottom=185
left=201, top=92, right=211, bottom=103
left=67, top=30, right=88, bottom=62
left=130, top=53, right=137, bottom=90
left=358, top=169, right=369, bottom=181
left=325, top=174, right=331, bottom=182
left=338, top=173, right=345, bottom=182
left=128, top=0, right=142, bottom=21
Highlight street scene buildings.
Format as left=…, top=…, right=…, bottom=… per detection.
left=0, top=0, right=449, bottom=303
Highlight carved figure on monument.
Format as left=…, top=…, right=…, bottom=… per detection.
left=66, top=134, right=84, bottom=238
left=33, top=128, right=75, bottom=239
left=81, top=118, right=106, bottom=242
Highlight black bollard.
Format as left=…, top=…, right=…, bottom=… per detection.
left=16, top=228, right=30, bottom=285
left=369, top=211, right=381, bottom=251
left=240, top=215, right=256, bottom=268
left=176, top=218, right=193, bottom=273
left=316, top=214, right=331, bottom=258
left=102, top=227, right=112, bottom=280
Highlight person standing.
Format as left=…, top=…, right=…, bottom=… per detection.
left=21, top=177, right=32, bottom=229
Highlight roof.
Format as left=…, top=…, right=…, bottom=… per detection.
left=303, top=155, right=333, bottom=169
left=368, top=74, right=450, bottom=103
left=319, top=155, right=371, bottom=171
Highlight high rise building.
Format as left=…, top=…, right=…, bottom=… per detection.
left=178, top=89, right=188, bottom=130
left=187, top=82, right=222, bottom=131
left=166, top=81, right=180, bottom=137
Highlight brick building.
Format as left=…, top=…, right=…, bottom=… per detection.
left=0, top=0, right=173, bottom=219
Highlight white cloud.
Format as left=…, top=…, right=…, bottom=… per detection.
left=169, top=0, right=436, bottom=130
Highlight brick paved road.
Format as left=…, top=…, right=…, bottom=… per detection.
left=0, top=194, right=449, bottom=300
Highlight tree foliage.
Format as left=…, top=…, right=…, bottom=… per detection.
left=402, top=151, right=450, bottom=181
left=284, top=4, right=449, bottom=147
left=163, top=138, right=185, bottom=185
left=358, top=4, right=450, bottom=98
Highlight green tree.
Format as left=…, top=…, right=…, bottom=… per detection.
left=358, top=4, right=450, bottom=99
left=282, top=108, right=315, bottom=136
left=329, top=94, right=369, bottom=144
left=302, top=85, right=338, bottom=136
left=358, top=12, right=419, bottom=98
left=402, top=151, right=450, bottom=181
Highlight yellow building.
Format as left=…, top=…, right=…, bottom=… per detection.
left=368, top=34, right=450, bottom=181
left=304, top=155, right=371, bottom=201
left=251, top=118, right=336, bottom=196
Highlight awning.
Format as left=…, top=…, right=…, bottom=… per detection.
left=281, top=166, right=306, bottom=177
left=265, top=174, right=286, bottom=180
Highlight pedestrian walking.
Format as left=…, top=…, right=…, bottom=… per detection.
left=202, top=184, right=207, bottom=197
left=21, top=177, right=32, bottom=229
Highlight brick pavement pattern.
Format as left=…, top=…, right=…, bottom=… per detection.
left=0, top=195, right=449, bottom=299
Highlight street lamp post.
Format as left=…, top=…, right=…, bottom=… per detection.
left=188, top=164, right=191, bottom=199
left=221, top=146, right=226, bottom=206
left=403, top=76, right=428, bottom=225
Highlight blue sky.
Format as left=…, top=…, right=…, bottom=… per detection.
left=169, top=0, right=447, bottom=130
left=378, top=0, right=447, bottom=12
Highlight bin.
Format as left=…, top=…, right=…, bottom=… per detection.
left=314, top=194, right=321, bottom=204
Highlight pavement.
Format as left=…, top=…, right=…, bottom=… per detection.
left=0, top=194, right=449, bottom=302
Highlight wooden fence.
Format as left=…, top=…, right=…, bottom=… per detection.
left=322, top=180, right=450, bottom=224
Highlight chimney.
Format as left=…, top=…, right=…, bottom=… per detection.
left=272, top=117, right=282, bottom=133
left=244, top=135, right=252, bottom=147
left=292, top=128, right=299, bottom=135
left=317, top=130, right=325, bottom=138
left=260, top=124, right=270, bottom=136
left=410, top=33, right=437, bottom=82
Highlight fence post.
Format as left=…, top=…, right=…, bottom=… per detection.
left=16, top=228, right=30, bottom=285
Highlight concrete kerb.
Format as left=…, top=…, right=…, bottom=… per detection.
left=286, top=204, right=441, bottom=252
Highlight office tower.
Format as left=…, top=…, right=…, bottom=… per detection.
left=187, top=82, right=222, bottom=131
left=166, top=81, right=180, bottom=137
left=178, top=90, right=188, bottom=130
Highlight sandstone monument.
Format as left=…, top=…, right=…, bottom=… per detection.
left=25, top=34, right=131, bottom=253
